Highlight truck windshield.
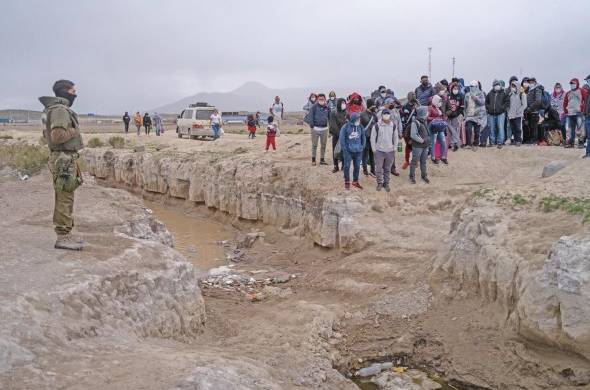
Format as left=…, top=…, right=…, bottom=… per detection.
left=196, top=110, right=215, bottom=120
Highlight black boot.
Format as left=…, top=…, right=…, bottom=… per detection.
left=320, top=158, right=328, bottom=166
left=312, top=158, right=316, bottom=166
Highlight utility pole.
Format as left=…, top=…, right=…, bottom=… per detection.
left=452, top=57, right=456, bottom=78
left=428, top=47, right=432, bottom=79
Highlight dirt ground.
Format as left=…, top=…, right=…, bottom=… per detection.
left=2, top=124, right=590, bottom=389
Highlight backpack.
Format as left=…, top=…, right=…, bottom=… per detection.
left=545, top=129, right=563, bottom=146
left=541, top=87, right=551, bottom=110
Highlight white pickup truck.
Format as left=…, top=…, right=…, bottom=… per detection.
left=176, top=103, right=218, bottom=139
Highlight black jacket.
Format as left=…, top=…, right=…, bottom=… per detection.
left=329, top=98, right=348, bottom=136
left=446, top=93, right=464, bottom=118
left=123, top=114, right=130, bottom=124
left=360, top=110, right=378, bottom=138
left=143, top=114, right=152, bottom=126
left=485, top=89, right=509, bottom=115
left=526, top=86, right=544, bottom=113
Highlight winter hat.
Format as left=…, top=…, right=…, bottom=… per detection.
left=469, top=80, right=478, bottom=88
left=384, top=97, right=395, bottom=105
left=381, top=109, right=391, bottom=115
left=492, top=79, right=501, bottom=87
left=431, top=95, right=442, bottom=107
left=509, top=76, right=518, bottom=83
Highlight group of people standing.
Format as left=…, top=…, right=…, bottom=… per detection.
left=302, top=73, right=590, bottom=190
left=122, top=111, right=164, bottom=136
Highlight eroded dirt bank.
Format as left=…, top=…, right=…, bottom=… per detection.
left=2, top=130, right=590, bottom=389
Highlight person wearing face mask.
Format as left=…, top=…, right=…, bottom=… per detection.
left=373, top=85, right=396, bottom=108
left=360, top=99, right=378, bottom=176
left=503, top=76, right=519, bottom=144
left=409, top=106, right=431, bottom=184
left=551, top=83, right=566, bottom=124
left=584, top=75, right=590, bottom=156
left=428, top=95, right=448, bottom=164
left=464, top=80, right=487, bottom=150
left=303, top=93, right=317, bottom=128
left=329, top=98, right=348, bottom=172
left=39, top=79, right=85, bottom=251
left=485, top=79, right=510, bottom=148
left=563, top=78, right=588, bottom=149
left=371, top=109, right=399, bottom=192
left=308, top=93, right=331, bottom=166
left=400, top=91, right=420, bottom=169
left=507, top=80, right=527, bottom=146
left=339, top=112, right=366, bottom=190
left=524, top=77, right=544, bottom=144
left=346, top=92, right=364, bottom=115
left=327, top=91, right=338, bottom=112
left=379, top=98, right=403, bottom=176
left=415, top=75, right=435, bottom=106
left=446, top=82, right=464, bottom=152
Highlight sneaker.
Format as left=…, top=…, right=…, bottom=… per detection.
left=410, top=177, right=416, bottom=184
left=319, top=159, right=328, bottom=166
left=453, top=145, right=459, bottom=152
left=402, top=161, right=409, bottom=170
left=54, top=234, right=84, bottom=251
left=376, top=183, right=383, bottom=192
left=312, top=158, right=317, bottom=166
left=384, top=183, right=391, bottom=192
left=352, top=181, right=363, bottom=190
left=421, top=177, right=430, bottom=184
left=332, top=166, right=339, bottom=173
left=538, top=140, right=547, bottom=146
left=441, top=158, right=448, bottom=165
left=344, top=182, right=350, bottom=190
left=432, top=159, right=439, bottom=165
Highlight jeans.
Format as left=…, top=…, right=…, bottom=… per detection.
left=374, top=150, right=395, bottom=184
left=342, top=150, right=362, bottom=182
left=465, top=121, right=480, bottom=146
left=488, top=113, right=506, bottom=145
left=565, top=115, right=584, bottom=145
left=505, top=115, right=512, bottom=142
left=212, top=124, right=220, bottom=139
left=331, top=133, right=340, bottom=168
left=429, top=129, right=447, bottom=160
left=311, top=128, right=328, bottom=160
left=410, top=147, right=428, bottom=179
left=509, top=117, right=522, bottom=143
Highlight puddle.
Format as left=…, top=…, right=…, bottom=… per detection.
left=144, top=201, right=233, bottom=270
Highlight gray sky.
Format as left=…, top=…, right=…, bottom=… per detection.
left=1, top=0, right=589, bottom=114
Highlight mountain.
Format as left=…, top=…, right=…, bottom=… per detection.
left=151, top=80, right=417, bottom=114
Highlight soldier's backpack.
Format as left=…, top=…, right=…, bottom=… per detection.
left=545, top=129, right=563, bottom=146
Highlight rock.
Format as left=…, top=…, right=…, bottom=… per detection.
left=262, top=286, right=293, bottom=299
left=372, top=369, right=442, bottom=390
left=271, top=271, right=291, bottom=284
left=542, top=160, right=567, bottom=178
left=237, top=231, right=265, bottom=249
left=133, top=145, right=145, bottom=153
left=517, top=236, right=590, bottom=359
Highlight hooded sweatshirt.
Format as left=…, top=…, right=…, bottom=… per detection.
left=346, top=92, right=364, bottom=115
left=464, top=86, right=487, bottom=127
left=507, top=86, right=527, bottom=119
left=371, top=116, right=398, bottom=153
left=415, top=82, right=434, bottom=106
left=564, top=79, right=587, bottom=115
left=410, top=106, right=430, bottom=148
left=329, top=98, right=348, bottom=137
left=339, top=112, right=366, bottom=153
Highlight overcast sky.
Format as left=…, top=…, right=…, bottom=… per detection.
left=1, top=0, right=589, bottom=114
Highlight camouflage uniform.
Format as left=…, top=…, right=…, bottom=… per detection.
left=39, top=96, right=84, bottom=238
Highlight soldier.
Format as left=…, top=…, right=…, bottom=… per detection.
left=39, top=79, right=84, bottom=250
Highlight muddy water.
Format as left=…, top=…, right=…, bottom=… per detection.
left=144, top=201, right=233, bottom=270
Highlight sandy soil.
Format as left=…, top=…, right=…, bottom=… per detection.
left=2, top=125, right=590, bottom=389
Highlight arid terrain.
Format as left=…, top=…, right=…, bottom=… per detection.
left=1, top=123, right=590, bottom=390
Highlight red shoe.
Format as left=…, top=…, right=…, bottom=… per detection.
left=344, top=182, right=350, bottom=190
left=352, top=181, right=363, bottom=190
left=402, top=161, right=409, bottom=170
left=538, top=140, right=547, bottom=146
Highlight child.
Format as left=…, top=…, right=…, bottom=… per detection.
left=247, top=114, right=257, bottom=139
left=266, top=115, right=279, bottom=151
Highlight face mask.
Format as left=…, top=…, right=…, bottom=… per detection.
left=570, top=84, right=577, bottom=90
left=380, top=92, right=386, bottom=98
left=523, top=82, right=530, bottom=88
left=452, top=89, right=459, bottom=95
left=340, top=103, right=346, bottom=110
left=382, top=114, right=391, bottom=121
left=529, top=83, right=536, bottom=89
left=330, top=96, right=335, bottom=100
left=555, top=88, right=562, bottom=93
left=354, top=120, right=361, bottom=126
left=65, top=93, right=77, bottom=106
left=494, top=85, right=501, bottom=91
left=318, top=100, right=326, bottom=106
left=310, top=98, right=316, bottom=103
left=421, top=80, right=429, bottom=86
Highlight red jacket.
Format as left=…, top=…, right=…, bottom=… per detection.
left=427, top=105, right=445, bottom=123
left=346, top=92, right=364, bottom=116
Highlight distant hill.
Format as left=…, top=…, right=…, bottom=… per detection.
left=0, top=109, right=42, bottom=121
